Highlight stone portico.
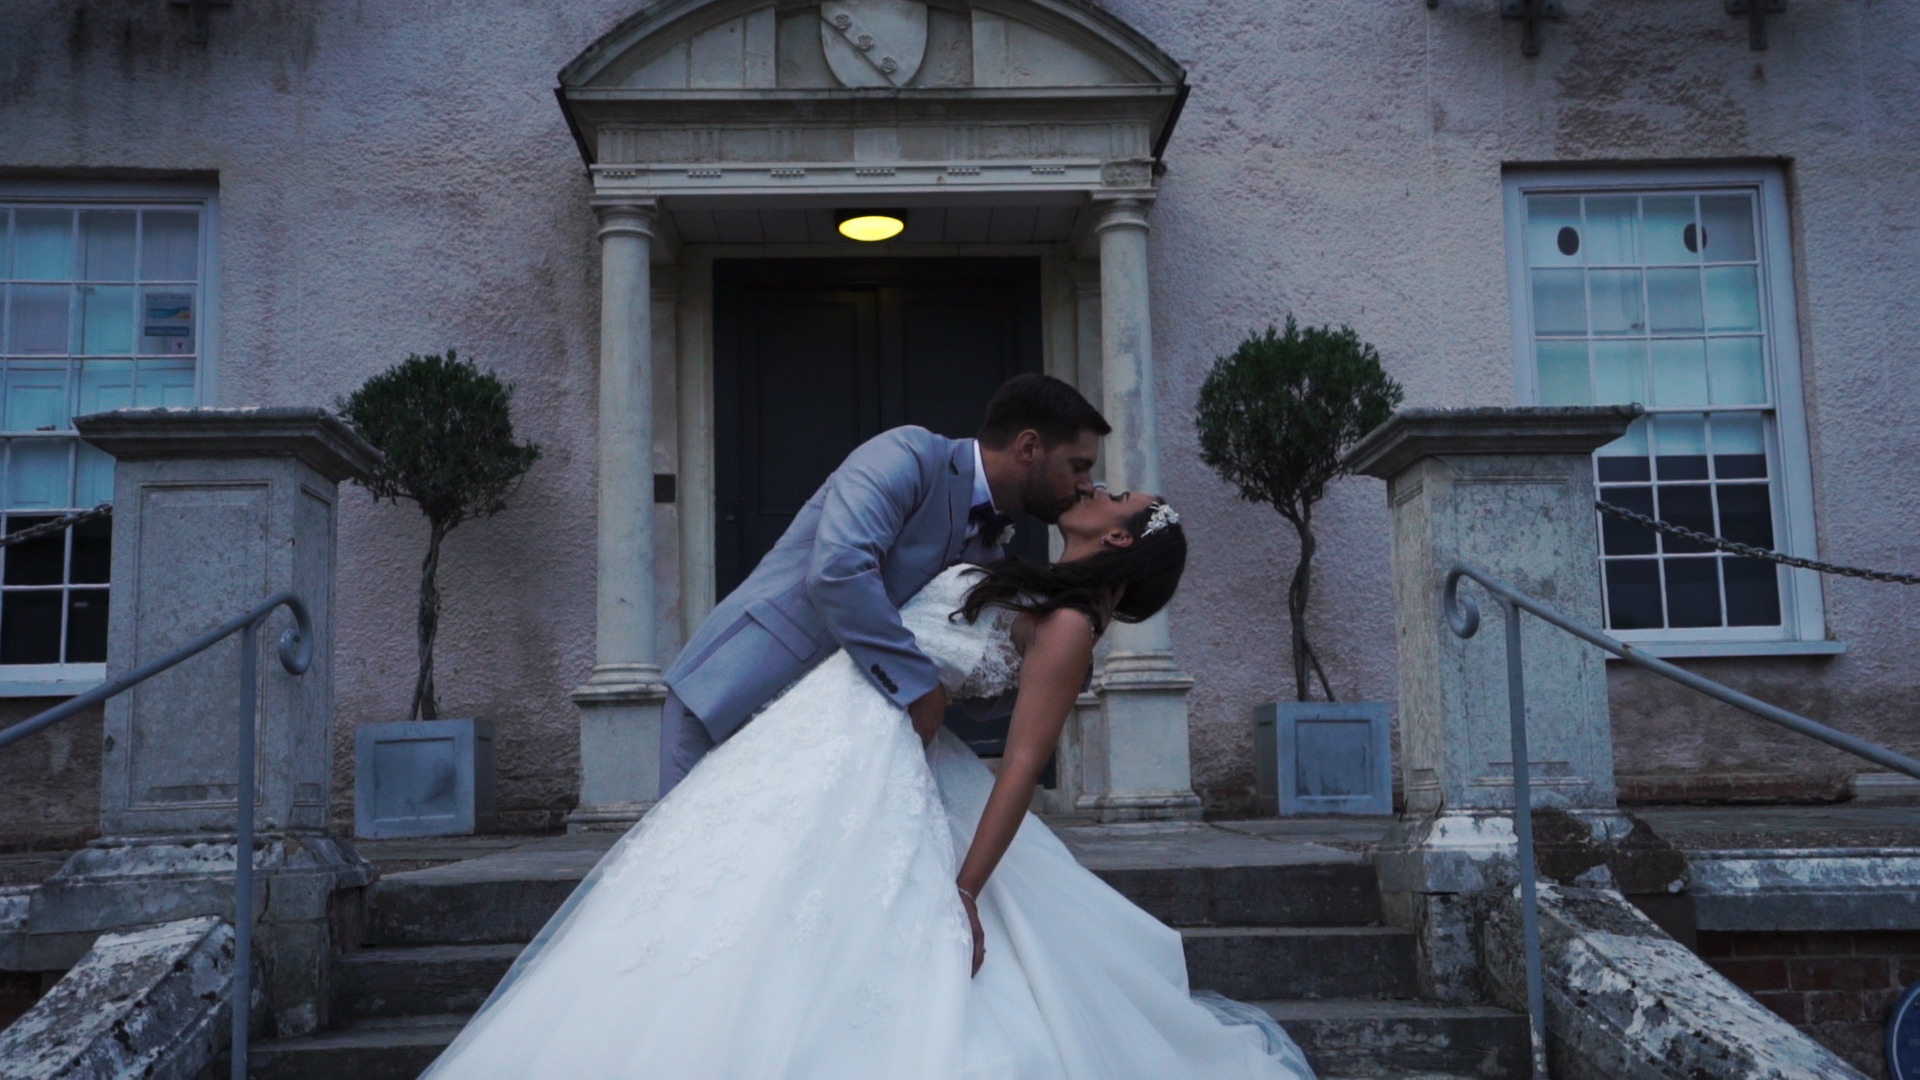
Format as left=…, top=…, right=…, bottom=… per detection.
left=556, top=0, right=1203, bottom=828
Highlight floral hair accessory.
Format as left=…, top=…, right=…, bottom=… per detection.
left=1142, top=502, right=1180, bottom=538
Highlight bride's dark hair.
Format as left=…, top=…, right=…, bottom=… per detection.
left=955, top=500, right=1187, bottom=634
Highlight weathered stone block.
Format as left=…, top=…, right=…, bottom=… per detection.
left=1484, top=883, right=1869, bottom=1080
left=0, top=916, right=241, bottom=1080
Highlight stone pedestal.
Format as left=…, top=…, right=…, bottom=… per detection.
left=1075, top=195, right=1202, bottom=824
left=1346, top=406, right=1639, bottom=1000
left=25, top=408, right=377, bottom=1037
left=570, top=200, right=670, bottom=832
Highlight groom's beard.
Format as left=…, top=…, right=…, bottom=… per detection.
left=1017, top=469, right=1076, bottom=525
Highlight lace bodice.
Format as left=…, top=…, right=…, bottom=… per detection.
left=899, top=565, right=1022, bottom=699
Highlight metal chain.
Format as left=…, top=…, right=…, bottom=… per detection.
left=0, top=504, right=112, bottom=550
left=1594, top=500, right=1920, bottom=585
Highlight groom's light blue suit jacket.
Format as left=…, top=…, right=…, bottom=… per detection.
left=665, top=426, right=999, bottom=744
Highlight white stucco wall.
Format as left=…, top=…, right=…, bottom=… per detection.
left=2, top=0, right=1915, bottom=833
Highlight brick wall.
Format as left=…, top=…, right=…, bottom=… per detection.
left=1695, top=930, right=1920, bottom=1079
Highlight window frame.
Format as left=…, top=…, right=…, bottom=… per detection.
left=1502, top=165, right=1832, bottom=658
left=0, top=179, right=219, bottom=694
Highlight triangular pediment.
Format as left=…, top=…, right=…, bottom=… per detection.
left=560, top=0, right=1182, bottom=92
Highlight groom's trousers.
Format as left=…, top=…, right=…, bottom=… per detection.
left=658, top=690, right=715, bottom=798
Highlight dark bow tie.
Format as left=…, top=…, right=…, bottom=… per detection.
left=968, top=503, right=1014, bottom=541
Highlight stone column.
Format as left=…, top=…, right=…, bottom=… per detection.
left=27, top=407, right=378, bottom=1037
left=570, top=200, right=670, bottom=832
left=1079, top=196, right=1201, bottom=823
left=1345, top=406, right=1640, bottom=1001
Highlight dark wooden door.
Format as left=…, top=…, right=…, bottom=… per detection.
left=713, top=258, right=1047, bottom=599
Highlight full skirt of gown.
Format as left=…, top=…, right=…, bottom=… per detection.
left=421, top=645, right=1313, bottom=1079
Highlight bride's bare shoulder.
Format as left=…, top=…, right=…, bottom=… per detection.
left=1011, top=607, right=1095, bottom=658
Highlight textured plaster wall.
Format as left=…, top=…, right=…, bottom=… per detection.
left=0, top=0, right=639, bottom=832
left=2, top=0, right=1915, bottom=831
left=1108, top=0, right=1920, bottom=812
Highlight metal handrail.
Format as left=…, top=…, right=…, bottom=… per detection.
left=0, top=592, right=314, bottom=1080
left=1441, top=562, right=1920, bottom=1080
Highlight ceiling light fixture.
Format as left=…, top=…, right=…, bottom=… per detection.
left=836, top=209, right=907, bottom=242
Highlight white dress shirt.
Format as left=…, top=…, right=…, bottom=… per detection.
left=965, top=439, right=995, bottom=539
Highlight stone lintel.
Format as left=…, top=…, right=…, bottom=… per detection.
left=1344, top=405, right=1644, bottom=481
left=75, top=406, right=380, bottom=484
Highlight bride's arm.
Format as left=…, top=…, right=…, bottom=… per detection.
left=954, top=608, right=1094, bottom=971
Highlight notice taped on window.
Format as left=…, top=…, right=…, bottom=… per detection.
left=144, top=292, right=194, bottom=353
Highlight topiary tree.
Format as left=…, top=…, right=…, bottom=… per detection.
left=338, top=350, right=542, bottom=721
left=1196, top=317, right=1404, bottom=703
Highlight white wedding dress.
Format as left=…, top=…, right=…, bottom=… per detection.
left=423, top=566, right=1314, bottom=1079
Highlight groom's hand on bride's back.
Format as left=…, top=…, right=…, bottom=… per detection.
left=908, top=684, right=949, bottom=746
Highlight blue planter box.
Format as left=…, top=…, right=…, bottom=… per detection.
left=1254, top=702, right=1393, bottom=817
left=355, top=719, right=498, bottom=838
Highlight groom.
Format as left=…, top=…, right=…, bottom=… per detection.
left=658, top=373, right=1110, bottom=795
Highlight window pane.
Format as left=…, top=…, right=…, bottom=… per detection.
left=7, top=440, right=70, bottom=509
left=1646, top=268, right=1704, bottom=333
left=9, top=285, right=70, bottom=354
left=1527, top=197, right=1584, bottom=266
left=1599, top=487, right=1656, bottom=554
left=1722, top=558, right=1780, bottom=627
left=66, top=588, right=108, bottom=663
left=1642, top=196, right=1699, bottom=264
left=136, top=360, right=195, bottom=408
left=1605, top=559, right=1664, bottom=630
left=1588, top=269, right=1644, bottom=335
left=1592, top=341, right=1648, bottom=405
left=2, top=516, right=64, bottom=585
left=70, top=518, right=110, bottom=584
left=1650, top=339, right=1708, bottom=407
left=1700, top=195, right=1756, bottom=262
left=1716, top=484, right=1774, bottom=547
left=140, top=212, right=199, bottom=281
left=1710, top=413, right=1768, bottom=479
left=75, top=442, right=114, bottom=507
left=0, top=590, right=62, bottom=664
left=1707, top=337, right=1767, bottom=405
left=11, top=210, right=72, bottom=280
left=1656, top=484, right=1714, bottom=551
left=78, top=359, right=136, bottom=414
left=1531, top=269, right=1586, bottom=334
left=1650, top=413, right=1707, bottom=478
left=5, top=363, right=71, bottom=431
left=1704, top=266, right=1762, bottom=333
left=1664, top=558, right=1722, bottom=628
left=79, top=285, right=135, bottom=355
left=1584, top=197, right=1637, bottom=264
left=138, top=289, right=195, bottom=354
left=80, top=211, right=136, bottom=282
left=1536, top=341, right=1591, bottom=405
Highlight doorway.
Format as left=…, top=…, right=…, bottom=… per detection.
left=712, top=257, right=1048, bottom=596
left=713, top=257, right=1050, bottom=764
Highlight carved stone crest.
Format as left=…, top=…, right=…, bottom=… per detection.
left=820, top=0, right=929, bottom=88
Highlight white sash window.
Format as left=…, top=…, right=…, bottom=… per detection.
left=1504, top=167, right=1832, bottom=657
left=0, top=183, right=215, bottom=690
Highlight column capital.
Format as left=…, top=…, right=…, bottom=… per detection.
left=591, top=198, right=659, bottom=242
left=1090, top=194, right=1154, bottom=235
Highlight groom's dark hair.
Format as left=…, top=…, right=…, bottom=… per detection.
left=977, top=374, right=1110, bottom=450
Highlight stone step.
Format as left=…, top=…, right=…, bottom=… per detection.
left=366, top=829, right=1384, bottom=944
left=225, top=1014, right=465, bottom=1080
left=1183, top=926, right=1416, bottom=1001
left=1256, top=999, right=1533, bottom=1080
left=333, top=944, right=522, bottom=1022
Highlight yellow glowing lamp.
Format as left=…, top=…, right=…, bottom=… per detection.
left=836, top=209, right=907, bottom=242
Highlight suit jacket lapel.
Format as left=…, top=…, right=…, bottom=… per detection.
left=945, top=439, right=975, bottom=566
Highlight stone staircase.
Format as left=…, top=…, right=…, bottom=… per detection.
left=235, top=825, right=1530, bottom=1079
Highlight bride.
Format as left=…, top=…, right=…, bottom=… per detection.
left=422, top=489, right=1314, bottom=1079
